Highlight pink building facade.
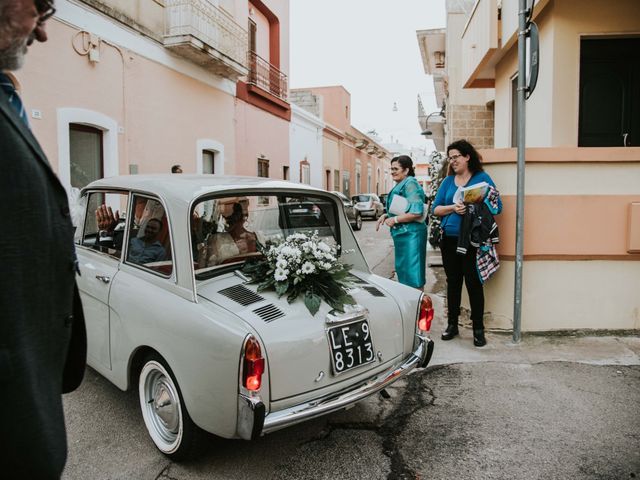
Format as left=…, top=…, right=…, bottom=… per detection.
left=235, top=0, right=291, bottom=179
left=12, top=0, right=290, bottom=192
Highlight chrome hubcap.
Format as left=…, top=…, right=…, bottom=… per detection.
left=152, top=379, right=179, bottom=433
left=139, top=361, right=183, bottom=451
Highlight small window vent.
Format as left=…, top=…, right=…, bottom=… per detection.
left=253, top=304, right=285, bottom=322
left=363, top=286, right=385, bottom=297
left=218, top=284, right=264, bottom=306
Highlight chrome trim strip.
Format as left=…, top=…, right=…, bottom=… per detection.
left=261, top=335, right=431, bottom=434
left=324, top=304, right=369, bottom=325
left=234, top=270, right=250, bottom=282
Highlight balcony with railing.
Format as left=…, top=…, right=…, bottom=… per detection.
left=164, top=0, right=248, bottom=80
left=246, top=50, right=288, bottom=103
left=460, top=0, right=499, bottom=88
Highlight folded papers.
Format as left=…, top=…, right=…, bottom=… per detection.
left=388, top=195, right=427, bottom=222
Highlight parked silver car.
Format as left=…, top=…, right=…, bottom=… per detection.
left=73, top=175, right=434, bottom=460
left=352, top=193, right=385, bottom=219
left=331, top=190, right=362, bottom=231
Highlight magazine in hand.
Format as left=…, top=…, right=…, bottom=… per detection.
left=453, top=181, right=489, bottom=204
left=388, top=195, right=428, bottom=223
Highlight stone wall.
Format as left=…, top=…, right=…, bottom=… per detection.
left=289, top=89, right=322, bottom=118
left=447, top=103, right=494, bottom=149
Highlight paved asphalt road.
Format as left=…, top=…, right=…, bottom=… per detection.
left=61, top=220, right=640, bottom=479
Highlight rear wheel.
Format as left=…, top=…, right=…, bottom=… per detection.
left=138, top=355, right=203, bottom=460
left=353, top=213, right=362, bottom=231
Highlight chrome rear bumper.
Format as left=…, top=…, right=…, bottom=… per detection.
left=237, top=334, right=434, bottom=439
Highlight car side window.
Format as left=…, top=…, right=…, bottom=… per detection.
left=81, top=191, right=129, bottom=260
left=125, top=194, right=173, bottom=277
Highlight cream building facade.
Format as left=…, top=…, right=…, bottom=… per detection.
left=417, top=0, right=495, bottom=151
left=419, top=0, right=640, bottom=332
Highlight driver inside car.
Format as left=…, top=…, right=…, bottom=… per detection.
left=127, top=218, right=166, bottom=264
left=96, top=205, right=166, bottom=264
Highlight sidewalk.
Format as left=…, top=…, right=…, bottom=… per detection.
left=383, top=244, right=640, bottom=368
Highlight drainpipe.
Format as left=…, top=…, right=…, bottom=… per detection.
left=513, top=0, right=528, bottom=343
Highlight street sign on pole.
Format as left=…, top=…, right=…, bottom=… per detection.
left=526, top=22, right=539, bottom=99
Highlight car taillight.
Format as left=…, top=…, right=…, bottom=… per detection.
left=418, top=295, right=434, bottom=333
left=242, top=336, right=265, bottom=392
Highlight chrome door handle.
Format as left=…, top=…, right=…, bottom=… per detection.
left=623, top=133, right=629, bottom=147
left=95, top=275, right=111, bottom=284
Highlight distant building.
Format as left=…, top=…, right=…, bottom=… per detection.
left=291, top=86, right=391, bottom=195
left=381, top=140, right=431, bottom=192
left=289, top=104, right=324, bottom=187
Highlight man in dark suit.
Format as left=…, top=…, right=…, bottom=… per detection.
left=0, top=1, right=87, bottom=478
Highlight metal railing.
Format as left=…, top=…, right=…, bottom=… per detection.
left=247, top=50, right=288, bottom=102
left=164, top=0, right=248, bottom=69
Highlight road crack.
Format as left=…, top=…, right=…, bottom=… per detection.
left=155, top=464, right=179, bottom=480
left=380, top=372, right=436, bottom=480
left=299, top=370, right=437, bottom=480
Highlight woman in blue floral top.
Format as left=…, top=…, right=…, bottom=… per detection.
left=376, top=155, right=427, bottom=289
left=431, top=139, right=502, bottom=347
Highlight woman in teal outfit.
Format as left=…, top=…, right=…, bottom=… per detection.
left=376, top=155, right=427, bottom=289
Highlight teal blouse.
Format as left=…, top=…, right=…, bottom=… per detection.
left=386, top=176, right=426, bottom=220
left=386, top=176, right=427, bottom=288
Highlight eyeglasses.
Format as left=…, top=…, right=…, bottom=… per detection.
left=35, top=1, right=56, bottom=22
left=447, top=154, right=463, bottom=162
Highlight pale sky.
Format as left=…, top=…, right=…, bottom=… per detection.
left=290, top=0, right=446, bottom=151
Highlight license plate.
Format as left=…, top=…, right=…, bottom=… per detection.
left=327, top=320, right=375, bottom=374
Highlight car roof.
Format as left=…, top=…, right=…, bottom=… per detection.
left=83, top=174, right=326, bottom=203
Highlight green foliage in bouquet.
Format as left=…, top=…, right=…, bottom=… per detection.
left=242, top=232, right=355, bottom=316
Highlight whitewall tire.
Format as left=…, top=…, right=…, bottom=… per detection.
left=138, top=355, right=201, bottom=460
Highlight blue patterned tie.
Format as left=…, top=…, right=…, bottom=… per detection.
left=0, top=72, right=30, bottom=127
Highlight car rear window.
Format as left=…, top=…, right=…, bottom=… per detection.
left=192, top=193, right=339, bottom=279
left=353, top=195, right=371, bottom=202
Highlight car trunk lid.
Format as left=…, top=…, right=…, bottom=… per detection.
left=197, top=272, right=404, bottom=401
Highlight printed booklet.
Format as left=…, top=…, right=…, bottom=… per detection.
left=453, top=181, right=489, bottom=204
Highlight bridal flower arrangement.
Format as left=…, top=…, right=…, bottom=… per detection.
left=242, top=232, right=355, bottom=315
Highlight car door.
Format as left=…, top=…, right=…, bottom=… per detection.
left=75, top=190, right=129, bottom=372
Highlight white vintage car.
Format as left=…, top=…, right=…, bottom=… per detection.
left=74, top=175, right=434, bottom=459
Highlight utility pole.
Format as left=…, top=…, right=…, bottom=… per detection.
left=513, top=0, right=528, bottom=343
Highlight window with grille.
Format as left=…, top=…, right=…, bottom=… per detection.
left=257, top=157, right=269, bottom=177
left=70, top=124, right=103, bottom=189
